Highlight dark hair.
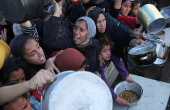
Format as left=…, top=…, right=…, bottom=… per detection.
left=40, top=10, right=53, bottom=22
left=0, top=57, right=27, bottom=85
left=131, top=1, right=140, bottom=8
left=20, top=37, right=34, bottom=57
left=79, top=59, right=87, bottom=69
left=97, top=35, right=114, bottom=52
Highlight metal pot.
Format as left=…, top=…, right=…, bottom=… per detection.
left=154, top=40, right=170, bottom=60
left=114, top=81, right=143, bottom=106
left=0, top=0, right=44, bottom=23
left=138, top=4, right=166, bottom=34
left=128, top=43, right=157, bottom=65
left=145, top=34, right=160, bottom=41
left=152, top=30, right=165, bottom=41
left=160, top=6, right=170, bottom=23
left=38, top=71, right=113, bottom=110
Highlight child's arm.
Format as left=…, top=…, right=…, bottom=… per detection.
left=111, top=54, right=134, bottom=82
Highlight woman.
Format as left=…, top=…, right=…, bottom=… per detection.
left=98, top=35, right=134, bottom=106
left=42, top=0, right=101, bottom=75
left=87, top=7, right=145, bottom=58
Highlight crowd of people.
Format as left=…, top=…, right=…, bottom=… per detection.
left=0, top=0, right=159, bottom=109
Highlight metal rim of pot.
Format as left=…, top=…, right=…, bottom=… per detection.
left=138, top=4, right=167, bottom=34
left=114, top=81, right=143, bottom=106
left=38, top=71, right=113, bottom=110
left=128, top=43, right=157, bottom=66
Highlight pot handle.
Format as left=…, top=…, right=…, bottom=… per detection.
left=37, top=86, right=44, bottom=99
left=140, top=54, right=151, bottom=60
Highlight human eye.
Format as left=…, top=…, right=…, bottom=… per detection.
left=74, top=26, right=78, bottom=30
left=23, top=102, right=28, bottom=109
left=30, top=53, right=35, bottom=57
left=22, top=76, right=25, bottom=81
left=80, top=28, right=84, bottom=32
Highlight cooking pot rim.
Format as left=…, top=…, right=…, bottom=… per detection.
left=128, top=43, right=157, bottom=56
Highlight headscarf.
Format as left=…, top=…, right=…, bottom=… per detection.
left=9, top=34, right=32, bottom=57
left=54, top=48, right=86, bottom=72
left=75, top=16, right=96, bottom=45
left=87, top=7, right=105, bottom=24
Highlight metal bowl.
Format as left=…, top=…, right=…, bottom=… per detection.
left=128, top=43, right=157, bottom=65
left=160, top=6, right=170, bottom=23
left=114, top=81, right=143, bottom=106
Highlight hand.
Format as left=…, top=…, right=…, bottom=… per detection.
left=45, top=50, right=63, bottom=74
left=133, top=31, right=145, bottom=39
left=45, top=57, right=60, bottom=74
left=85, top=6, right=96, bottom=16
left=116, top=97, right=129, bottom=106
left=126, top=76, right=134, bottom=83
left=129, top=39, right=148, bottom=47
left=0, top=28, right=7, bottom=42
left=51, top=0, right=62, bottom=17
left=28, top=69, right=55, bottom=89
left=99, top=54, right=105, bottom=66
left=94, top=71, right=101, bottom=78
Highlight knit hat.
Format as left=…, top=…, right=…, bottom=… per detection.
left=88, top=7, right=105, bottom=24
left=9, top=34, right=32, bottom=57
left=54, top=48, right=86, bottom=72
left=76, top=16, right=96, bottom=45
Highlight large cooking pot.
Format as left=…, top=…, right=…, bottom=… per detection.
left=138, top=4, right=166, bottom=34
left=38, top=71, right=113, bottom=110
left=128, top=43, right=157, bottom=65
left=0, top=0, right=44, bottom=23
left=114, top=81, right=143, bottom=106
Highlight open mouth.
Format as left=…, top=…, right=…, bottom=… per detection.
left=74, top=36, right=80, bottom=42
left=40, top=55, right=45, bottom=62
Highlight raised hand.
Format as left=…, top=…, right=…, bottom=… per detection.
left=51, top=0, right=62, bottom=17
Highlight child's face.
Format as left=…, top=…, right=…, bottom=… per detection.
left=100, top=45, right=111, bottom=61
left=4, top=97, right=32, bottom=110
left=130, top=3, right=140, bottom=16
left=121, top=3, right=132, bottom=16
left=8, top=68, right=25, bottom=84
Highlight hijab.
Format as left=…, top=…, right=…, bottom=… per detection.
left=9, top=34, right=32, bottom=57
left=88, top=7, right=105, bottom=24
left=54, top=48, right=86, bottom=72
left=75, top=16, right=96, bottom=45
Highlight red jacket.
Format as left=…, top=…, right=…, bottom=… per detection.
left=116, top=15, right=141, bottom=29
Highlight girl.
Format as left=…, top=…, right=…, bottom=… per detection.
left=129, top=1, right=140, bottom=17
left=98, top=35, right=134, bottom=106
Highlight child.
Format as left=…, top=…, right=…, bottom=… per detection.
left=98, top=35, right=134, bottom=106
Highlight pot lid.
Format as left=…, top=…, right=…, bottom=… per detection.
left=128, top=43, right=157, bottom=56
